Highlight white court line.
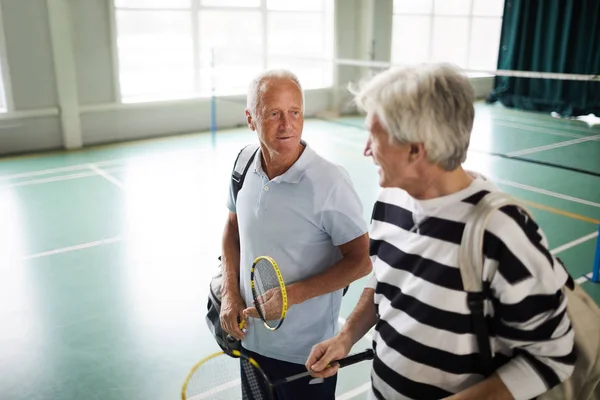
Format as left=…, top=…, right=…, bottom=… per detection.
left=89, top=164, right=126, bottom=190
left=494, top=178, right=600, bottom=209
left=0, top=158, right=123, bottom=181
left=189, top=379, right=241, bottom=399
left=575, top=273, right=593, bottom=285
left=0, top=166, right=125, bottom=190
left=551, top=231, right=599, bottom=255
left=23, top=236, right=122, bottom=260
left=337, top=382, right=371, bottom=400
left=507, top=134, right=600, bottom=157
left=492, top=121, right=588, bottom=139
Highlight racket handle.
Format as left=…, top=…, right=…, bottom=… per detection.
left=271, top=349, right=374, bottom=387
left=226, top=320, right=246, bottom=343
left=337, top=348, right=374, bottom=368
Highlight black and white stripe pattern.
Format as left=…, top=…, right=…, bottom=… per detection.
left=367, top=178, right=575, bottom=400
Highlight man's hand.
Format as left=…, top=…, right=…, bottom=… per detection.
left=243, top=287, right=285, bottom=321
left=220, top=292, right=246, bottom=341
left=305, top=334, right=353, bottom=379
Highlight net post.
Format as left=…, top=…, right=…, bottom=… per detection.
left=592, top=224, right=600, bottom=283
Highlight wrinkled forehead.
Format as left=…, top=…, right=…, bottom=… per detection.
left=258, top=78, right=303, bottom=109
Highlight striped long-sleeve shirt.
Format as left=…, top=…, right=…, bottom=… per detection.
left=366, top=174, right=575, bottom=400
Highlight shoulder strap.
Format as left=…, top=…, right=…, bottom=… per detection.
left=459, top=191, right=530, bottom=292
left=231, top=144, right=260, bottom=202
left=459, top=191, right=530, bottom=376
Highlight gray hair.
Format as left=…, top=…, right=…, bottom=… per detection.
left=351, top=63, right=475, bottom=170
left=246, top=69, right=304, bottom=117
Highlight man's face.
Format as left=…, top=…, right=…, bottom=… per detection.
left=246, top=78, right=304, bottom=155
left=363, top=112, right=419, bottom=189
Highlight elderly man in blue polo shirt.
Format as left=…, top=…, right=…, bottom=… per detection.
left=219, top=69, right=371, bottom=399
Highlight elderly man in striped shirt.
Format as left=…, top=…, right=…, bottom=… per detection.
left=305, top=63, right=575, bottom=400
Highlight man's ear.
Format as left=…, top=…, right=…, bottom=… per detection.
left=245, top=109, right=255, bottom=131
left=409, top=143, right=425, bottom=162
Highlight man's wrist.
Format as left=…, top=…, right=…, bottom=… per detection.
left=286, top=282, right=306, bottom=307
left=337, top=330, right=355, bottom=354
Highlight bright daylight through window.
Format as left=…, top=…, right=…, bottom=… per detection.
left=114, top=0, right=333, bottom=103
left=391, top=0, right=505, bottom=75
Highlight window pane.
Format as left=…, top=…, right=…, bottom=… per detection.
left=393, top=0, right=432, bottom=14
left=267, top=56, right=332, bottom=89
left=201, top=0, right=260, bottom=7
left=267, top=0, right=323, bottom=11
left=433, top=0, right=471, bottom=15
left=116, top=11, right=194, bottom=101
left=267, top=11, right=333, bottom=88
left=268, top=12, right=326, bottom=57
left=468, top=17, right=502, bottom=70
left=115, top=0, right=190, bottom=9
left=391, top=15, right=431, bottom=65
left=472, top=0, right=504, bottom=16
left=199, top=11, right=262, bottom=95
left=431, top=16, right=469, bottom=67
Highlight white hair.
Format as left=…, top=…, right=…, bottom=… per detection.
left=246, top=69, right=304, bottom=117
left=351, top=63, right=475, bottom=171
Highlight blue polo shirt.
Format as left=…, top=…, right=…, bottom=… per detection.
left=226, top=140, right=367, bottom=364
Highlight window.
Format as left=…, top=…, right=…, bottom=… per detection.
left=113, top=0, right=333, bottom=103
left=391, top=0, right=504, bottom=73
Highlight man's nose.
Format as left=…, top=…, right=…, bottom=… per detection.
left=279, top=114, right=290, bottom=131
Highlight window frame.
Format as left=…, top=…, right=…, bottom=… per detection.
left=111, top=0, right=334, bottom=103
left=0, top=1, right=13, bottom=113
left=391, top=0, right=504, bottom=74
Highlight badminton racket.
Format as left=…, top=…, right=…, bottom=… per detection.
left=181, top=348, right=374, bottom=400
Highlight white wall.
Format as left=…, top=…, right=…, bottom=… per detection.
left=0, top=0, right=494, bottom=156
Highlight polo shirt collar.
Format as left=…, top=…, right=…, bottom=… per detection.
left=253, top=140, right=315, bottom=183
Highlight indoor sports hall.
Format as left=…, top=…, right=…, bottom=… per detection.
left=0, top=1, right=599, bottom=399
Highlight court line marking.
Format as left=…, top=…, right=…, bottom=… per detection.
left=0, top=158, right=124, bottom=181
left=0, top=166, right=125, bottom=190
left=190, top=378, right=241, bottom=399
left=506, top=134, right=600, bottom=157
left=89, top=164, right=126, bottom=190
left=490, top=112, right=600, bottom=134
left=493, top=179, right=600, bottom=209
left=550, top=231, right=599, bottom=255
left=337, top=382, right=371, bottom=400
left=575, top=272, right=593, bottom=285
left=327, top=135, right=600, bottom=209
left=23, top=236, right=122, bottom=260
left=519, top=200, right=600, bottom=224
left=487, top=120, right=592, bottom=138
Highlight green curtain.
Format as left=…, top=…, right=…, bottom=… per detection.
left=487, top=0, right=600, bottom=116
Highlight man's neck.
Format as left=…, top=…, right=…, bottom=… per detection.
left=261, top=142, right=305, bottom=180
left=409, top=166, right=474, bottom=200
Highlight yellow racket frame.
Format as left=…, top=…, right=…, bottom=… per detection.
left=250, top=256, right=288, bottom=330
left=181, top=349, right=270, bottom=400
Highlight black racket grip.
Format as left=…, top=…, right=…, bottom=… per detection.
left=337, top=348, right=374, bottom=368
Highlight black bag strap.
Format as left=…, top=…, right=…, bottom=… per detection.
left=231, top=144, right=260, bottom=203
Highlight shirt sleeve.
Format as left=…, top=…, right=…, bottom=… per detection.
left=487, top=207, right=575, bottom=400
left=320, top=168, right=368, bottom=246
left=226, top=176, right=236, bottom=213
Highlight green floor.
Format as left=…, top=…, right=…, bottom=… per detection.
left=0, top=102, right=599, bottom=399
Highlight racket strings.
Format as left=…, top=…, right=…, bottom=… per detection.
left=240, top=357, right=272, bottom=400
left=183, top=353, right=273, bottom=400
left=253, top=258, right=283, bottom=328
left=183, top=353, right=242, bottom=399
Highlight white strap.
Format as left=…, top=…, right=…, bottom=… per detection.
left=459, top=191, right=532, bottom=292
